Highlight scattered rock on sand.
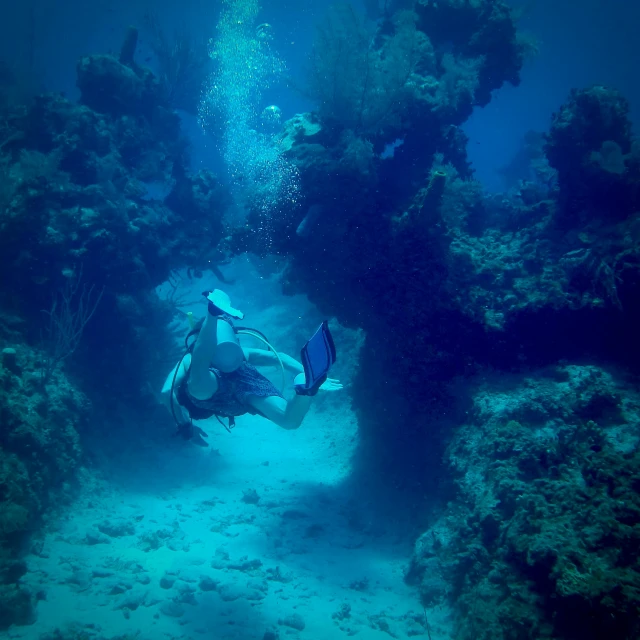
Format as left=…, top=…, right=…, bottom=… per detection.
left=97, top=519, right=136, bottom=538
left=160, top=573, right=177, bottom=589
left=199, top=575, right=219, bottom=591
left=218, top=582, right=245, bottom=602
left=84, top=529, right=111, bottom=545
left=279, top=613, right=306, bottom=631
left=241, top=488, right=261, bottom=504
left=160, top=600, right=184, bottom=618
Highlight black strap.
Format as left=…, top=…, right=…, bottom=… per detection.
left=214, top=414, right=234, bottom=433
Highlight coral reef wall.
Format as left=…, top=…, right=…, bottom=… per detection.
left=406, top=365, right=640, bottom=640
left=0, top=3, right=637, bottom=637
left=0, top=315, right=89, bottom=629
left=237, top=0, right=531, bottom=490
left=0, top=37, right=232, bottom=626
left=234, top=3, right=640, bottom=637
left=1, top=47, right=230, bottom=406
left=246, top=0, right=640, bottom=499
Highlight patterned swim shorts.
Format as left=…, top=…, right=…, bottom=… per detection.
left=179, top=362, right=283, bottom=419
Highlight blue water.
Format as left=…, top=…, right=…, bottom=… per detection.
left=0, top=1, right=638, bottom=639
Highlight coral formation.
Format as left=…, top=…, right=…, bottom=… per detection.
left=267, top=15, right=640, bottom=501
left=0, top=36, right=231, bottom=628
left=307, top=0, right=527, bottom=141
left=0, top=2, right=638, bottom=637
left=230, top=3, right=640, bottom=636
left=546, top=86, right=639, bottom=226
left=0, top=48, right=229, bottom=405
left=406, top=365, right=640, bottom=640
left=0, top=314, right=89, bottom=629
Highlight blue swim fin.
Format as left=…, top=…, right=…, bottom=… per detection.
left=295, top=321, right=336, bottom=396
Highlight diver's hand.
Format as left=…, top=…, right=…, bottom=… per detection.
left=319, top=378, right=343, bottom=392
left=176, top=422, right=209, bottom=447
left=191, top=427, right=209, bottom=447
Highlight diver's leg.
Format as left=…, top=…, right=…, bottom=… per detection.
left=248, top=394, right=312, bottom=430
left=187, top=313, right=219, bottom=400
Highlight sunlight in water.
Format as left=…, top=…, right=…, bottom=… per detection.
left=198, top=0, right=300, bottom=249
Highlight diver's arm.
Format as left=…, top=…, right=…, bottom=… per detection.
left=160, top=354, right=191, bottom=413
left=243, top=347, right=304, bottom=374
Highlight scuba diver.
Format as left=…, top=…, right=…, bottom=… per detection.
left=161, top=290, right=341, bottom=446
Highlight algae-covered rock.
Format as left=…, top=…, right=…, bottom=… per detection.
left=0, top=336, right=88, bottom=617
left=0, top=584, right=35, bottom=629
left=407, top=364, right=640, bottom=640
left=76, top=54, right=163, bottom=118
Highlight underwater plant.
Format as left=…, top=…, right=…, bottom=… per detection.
left=40, top=269, right=104, bottom=383
left=307, top=5, right=425, bottom=136
left=144, top=14, right=212, bottom=115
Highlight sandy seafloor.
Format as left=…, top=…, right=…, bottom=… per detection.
left=2, top=263, right=454, bottom=640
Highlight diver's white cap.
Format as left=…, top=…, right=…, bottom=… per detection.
left=208, top=289, right=244, bottom=319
